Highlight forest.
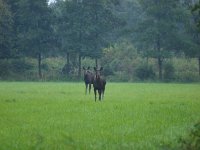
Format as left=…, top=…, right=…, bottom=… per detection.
left=1, top=0, right=200, bottom=82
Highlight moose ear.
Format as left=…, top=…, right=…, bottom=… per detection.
left=83, top=67, right=86, bottom=70
left=87, top=66, right=90, bottom=70
left=94, top=67, right=97, bottom=71
left=100, top=67, right=103, bottom=71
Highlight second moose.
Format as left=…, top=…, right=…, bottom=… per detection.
left=93, top=67, right=106, bottom=101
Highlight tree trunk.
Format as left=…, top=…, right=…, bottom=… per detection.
left=38, top=52, right=42, bottom=79
left=78, top=53, right=81, bottom=78
left=95, top=58, right=98, bottom=68
left=94, top=3, right=99, bottom=69
left=67, top=52, right=70, bottom=76
left=158, top=57, right=162, bottom=80
left=146, top=56, right=149, bottom=65
left=198, top=56, right=200, bottom=76
left=157, top=35, right=162, bottom=80
left=67, top=52, right=70, bottom=65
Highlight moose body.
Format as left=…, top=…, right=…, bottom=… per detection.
left=93, top=67, right=106, bottom=101
left=83, top=67, right=94, bottom=94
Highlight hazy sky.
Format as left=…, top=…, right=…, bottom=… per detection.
left=48, top=0, right=56, bottom=4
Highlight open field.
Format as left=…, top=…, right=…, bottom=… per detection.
left=0, top=82, right=200, bottom=150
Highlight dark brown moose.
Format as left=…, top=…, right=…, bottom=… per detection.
left=83, top=67, right=94, bottom=94
left=93, top=67, right=106, bottom=101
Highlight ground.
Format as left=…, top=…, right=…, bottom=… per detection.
left=0, top=82, right=200, bottom=150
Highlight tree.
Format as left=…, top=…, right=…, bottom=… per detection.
left=0, top=0, right=13, bottom=59
left=17, top=0, right=54, bottom=79
left=135, top=0, right=187, bottom=80
left=83, top=0, right=119, bottom=67
left=50, top=0, right=72, bottom=76
left=190, top=0, right=200, bottom=76
left=53, top=0, right=85, bottom=78
left=101, top=40, right=140, bottom=81
left=54, top=0, right=120, bottom=78
left=6, top=0, right=24, bottom=58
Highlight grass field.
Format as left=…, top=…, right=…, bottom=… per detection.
left=0, top=82, right=200, bottom=150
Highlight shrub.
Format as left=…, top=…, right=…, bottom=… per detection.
left=176, top=71, right=199, bottom=82
left=135, top=64, right=155, bottom=80
left=179, top=121, right=200, bottom=150
left=103, top=65, right=114, bottom=76
left=11, top=59, right=33, bottom=73
left=0, top=60, right=11, bottom=77
left=163, top=63, right=175, bottom=81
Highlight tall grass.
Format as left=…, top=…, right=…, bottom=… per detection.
left=0, top=82, right=200, bottom=149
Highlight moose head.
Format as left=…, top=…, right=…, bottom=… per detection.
left=93, top=67, right=103, bottom=80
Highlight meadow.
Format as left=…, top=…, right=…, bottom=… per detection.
left=0, top=82, right=200, bottom=150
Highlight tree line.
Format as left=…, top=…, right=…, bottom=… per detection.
left=0, top=0, right=200, bottom=81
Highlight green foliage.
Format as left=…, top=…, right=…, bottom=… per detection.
left=135, top=64, right=155, bottom=80
left=101, top=40, right=140, bottom=81
left=0, top=56, right=199, bottom=82
left=14, top=0, right=55, bottom=78
left=173, top=57, right=200, bottom=82
left=177, top=71, right=199, bottom=82
left=0, top=59, right=33, bottom=80
left=136, top=0, right=186, bottom=52
left=163, top=63, right=175, bottom=81
left=0, top=60, right=10, bottom=77
left=17, top=0, right=54, bottom=56
left=53, top=0, right=120, bottom=59
left=179, top=121, right=200, bottom=150
left=11, top=59, right=33, bottom=73
left=135, top=0, right=189, bottom=79
left=1, top=0, right=200, bottom=81
left=192, top=1, right=200, bottom=28
left=0, top=0, right=13, bottom=59
left=51, top=0, right=121, bottom=78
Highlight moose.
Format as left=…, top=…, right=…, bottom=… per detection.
left=93, top=67, right=106, bottom=101
left=83, top=67, right=94, bottom=94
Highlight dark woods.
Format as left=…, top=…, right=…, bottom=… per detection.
left=1, top=0, right=200, bottom=82
left=83, top=66, right=106, bottom=101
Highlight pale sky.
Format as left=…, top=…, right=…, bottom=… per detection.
left=48, top=0, right=56, bottom=4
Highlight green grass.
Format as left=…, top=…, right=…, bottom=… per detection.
left=0, top=82, right=200, bottom=150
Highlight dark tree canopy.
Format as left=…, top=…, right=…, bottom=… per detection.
left=0, top=0, right=13, bottom=59
left=0, top=0, right=200, bottom=81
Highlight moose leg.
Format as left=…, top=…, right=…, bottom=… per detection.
left=94, top=89, right=97, bottom=102
left=98, top=90, right=101, bottom=101
left=85, top=84, right=88, bottom=95
left=102, top=89, right=105, bottom=100
left=89, top=84, right=91, bottom=94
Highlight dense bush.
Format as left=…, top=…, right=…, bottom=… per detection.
left=178, top=121, right=200, bottom=150
left=11, top=59, right=33, bottom=73
left=0, top=55, right=199, bottom=82
left=0, top=60, right=10, bottom=77
left=135, top=64, right=155, bottom=80
left=101, top=40, right=142, bottom=81
left=176, top=71, right=200, bottom=82
left=160, top=121, right=200, bottom=150
left=163, top=63, right=175, bottom=81
left=173, top=58, right=200, bottom=82
left=0, top=59, right=33, bottom=80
